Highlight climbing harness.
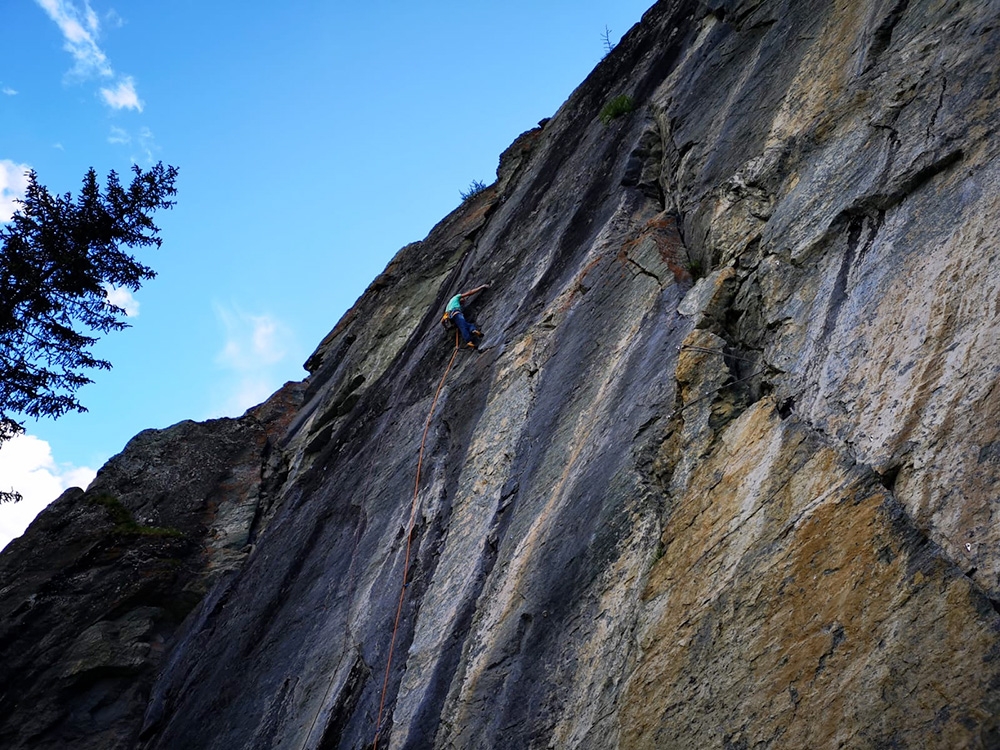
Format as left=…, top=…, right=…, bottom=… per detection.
left=372, top=329, right=461, bottom=749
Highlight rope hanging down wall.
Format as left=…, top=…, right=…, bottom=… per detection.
left=373, top=330, right=462, bottom=749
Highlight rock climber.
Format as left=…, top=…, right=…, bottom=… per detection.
left=443, top=283, right=490, bottom=349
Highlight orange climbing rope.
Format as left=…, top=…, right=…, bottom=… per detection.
left=373, top=330, right=461, bottom=749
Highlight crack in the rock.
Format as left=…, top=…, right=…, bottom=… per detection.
left=929, top=76, right=947, bottom=139
left=623, top=255, right=663, bottom=285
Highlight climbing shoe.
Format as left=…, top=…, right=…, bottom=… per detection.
left=472, top=329, right=483, bottom=337
left=466, top=342, right=477, bottom=350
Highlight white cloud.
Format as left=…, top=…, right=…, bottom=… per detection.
left=0, top=160, right=31, bottom=223
left=100, top=76, right=143, bottom=112
left=34, top=0, right=112, bottom=79
left=212, top=304, right=295, bottom=416
left=0, top=433, right=96, bottom=552
left=136, top=126, right=156, bottom=164
left=2, top=86, right=17, bottom=96
left=215, top=305, right=291, bottom=370
left=108, top=126, right=158, bottom=165
left=108, top=125, right=130, bottom=145
left=104, top=9, right=124, bottom=29
left=103, top=284, right=140, bottom=316
left=83, top=1, right=98, bottom=32
left=34, top=1, right=145, bottom=112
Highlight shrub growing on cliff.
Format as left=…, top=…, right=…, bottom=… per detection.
left=599, top=94, right=635, bottom=124
left=460, top=179, right=489, bottom=202
left=688, top=258, right=705, bottom=280
left=0, top=163, right=178, bottom=501
left=601, top=25, right=616, bottom=57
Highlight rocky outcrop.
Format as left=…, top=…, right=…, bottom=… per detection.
left=2, top=0, right=1000, bottom=747
left=0, top=384, right=303, bottom=749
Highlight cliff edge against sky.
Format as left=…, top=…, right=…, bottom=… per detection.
left=2, top=0, right=1000, bottom=748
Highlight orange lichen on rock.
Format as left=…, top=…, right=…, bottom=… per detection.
left=623, top=400, right=1000, bottom=748
left=618, top=211, right=690, bottom=284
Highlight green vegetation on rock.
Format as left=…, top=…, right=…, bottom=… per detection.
left=599, top=94, right=634, bottom=124
left=460, top=179, right=489, bottom=201
left=90, top=494, right=184, bottom=538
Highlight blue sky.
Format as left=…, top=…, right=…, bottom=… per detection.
left=0, top=0, right=653, bottom=547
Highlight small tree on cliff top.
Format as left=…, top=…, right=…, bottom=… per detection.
left=0, top=162, right=178, bottom=501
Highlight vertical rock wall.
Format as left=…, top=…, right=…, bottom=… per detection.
left=2, top=0, right=999, bottom=748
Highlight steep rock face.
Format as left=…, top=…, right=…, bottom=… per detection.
left=627, top=398, right=1000, bottom=747
left=3, top=0, right=1000, bottom=748
left=0, top=384, right=303, bottom=749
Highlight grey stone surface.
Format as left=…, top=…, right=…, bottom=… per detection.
left=0, top=384, right=303, bottom=750
left=3, top=0, right=1000, bottom=748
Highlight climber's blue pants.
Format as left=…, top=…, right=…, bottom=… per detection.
left=451, top=311, right=475, bottom=343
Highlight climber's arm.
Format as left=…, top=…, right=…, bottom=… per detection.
left=459, top=284, right=491, bottom=302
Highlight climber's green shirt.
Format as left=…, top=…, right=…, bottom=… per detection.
left=446, top=294, right=463, bottom=315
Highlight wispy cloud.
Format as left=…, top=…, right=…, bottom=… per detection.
left=212, top=304, right=296, bottom=416
left=1, top=86, right=17, bottom=96
left=34, top=0, right=144, bottom=112
left=0, top=160, right=31, bottom=223
left=103, top=284, right=140, bottom=316
left=106, top=126, right=158, bottom=165
left=34, top=0, right=112, bottom=79
left=0, top=433, right=96, bottom=552
left=104, top=8, right=123, bottom=29
left=108, top=125, right=130, bottom=145
left=215, top=305, right=291, bottom=370
left=100, top=75, right=143, bottom=111
left=135, top=127, right=157, bottom=164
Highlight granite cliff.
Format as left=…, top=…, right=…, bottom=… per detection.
left=2, top=0, right=1000, bottom=747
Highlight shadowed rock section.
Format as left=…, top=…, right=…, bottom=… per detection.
left=0, top=385, right=304, bottom=749
left=2, top=0, right=1000, bottom=748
